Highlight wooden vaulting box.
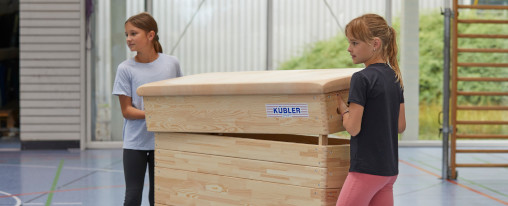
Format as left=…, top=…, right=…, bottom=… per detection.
left=137, top=68, right=360, bottom=206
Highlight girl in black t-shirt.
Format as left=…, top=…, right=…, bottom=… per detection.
left=335, top=14, right=406, bottom=206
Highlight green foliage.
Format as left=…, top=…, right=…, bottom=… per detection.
left=420, top=10, right=508, bottom=105
left=418, top=11, right=444, bottom=105
left=277, top=35, right=362, bottom=70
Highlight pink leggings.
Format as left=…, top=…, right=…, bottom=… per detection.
left=336, top=172, right=398, bottom=206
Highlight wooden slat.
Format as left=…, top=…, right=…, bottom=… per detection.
left=20, top=28, right=80, bottom=35
left=21, top=0, right=79, bottom=2
left=456, top=120, right=508, bottom=125
left=457, top=48, right=508, bottom=53
left=21, top=117, right=81, bottom=124
left=20, top=108, right=80, bottom=116
left=155, top=133, right=350, bottom=168
left=20, top=132, right=80, bottom=140
left=20, top=84, right=80, bottom=92
left=145, top=93, right=345, bottom=135
left=20, top=76, right=80, bottom=83
left=457, top=4, right=508, bottom=10
left=458, top=34, right=508, bottom=38
left=20, top=92, right=80, bottom=100
left=457, top=91, right=508, bottom=96
left=20, top=44, right=80, bottom=52
left=20, top=100, right=80, bottom=108
left=456, top=134, right=508, bottom=139
left=457, top=105, right=508, bottom=110
left=155, top=167, right=340, bottom=206
left=155, top=149, right=348, bottom=188
left=20, top=52, right=80, bottom=60
left=20, top=68, right=81, bottom=76
left=457, top=62, right=508, bottom=67
left=20, top=36, right=80, bottom=43
left=457, top=19, right=508, bottom=24
left=20, top=60, right=80, bottom=67
left=456, top=163, right=508, bottom=167
left=21, top=124, right=80, bottom=132
left=319, top=135, right=328, bottom=146
left=451, top=0, right=460, bottom=180
left=456, top=149, right=508, bottom=153
left=20, top=3, right=80, bottom=11
left=19, top=11, right=80, bottom=19
left=457, top=77, right=508, bottom=81
left=20, top=19, right=81, bottom=27
left=225, top=133, right=350, bottom=145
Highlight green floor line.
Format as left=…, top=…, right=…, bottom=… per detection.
left=408, top=157, right=441, bottom=171
left=46, top=159, right=64, bottom=206
left=408, top=157, right=508, bottom=198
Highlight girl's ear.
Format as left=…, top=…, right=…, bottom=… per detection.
left=373, top=37, right=382, bottom=50
left=147, top=30, right=155, bottom=41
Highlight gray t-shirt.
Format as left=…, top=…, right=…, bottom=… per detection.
left=112, top=53, right=182, bottom=150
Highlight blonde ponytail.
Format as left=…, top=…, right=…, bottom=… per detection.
left=387, top=26, right=402, bottom=88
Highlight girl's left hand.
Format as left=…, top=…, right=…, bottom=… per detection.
left=335, top=93, right=348, bottom=115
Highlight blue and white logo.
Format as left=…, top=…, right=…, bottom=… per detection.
left=265, top=103, right=309, bottom=118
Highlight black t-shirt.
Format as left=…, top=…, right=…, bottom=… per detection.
left=347, top=63, right=404, bottom=176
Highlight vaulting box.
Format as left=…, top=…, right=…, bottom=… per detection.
left=137, top=69, right=360, bottom=206
left=137, top=69, right=360, bottom=135
left=153, top=132, right=350, bottom=206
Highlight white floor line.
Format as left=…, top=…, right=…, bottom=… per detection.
left=0, top=163, right=122, bottom=173
left=23, top=203, right=83, bottom=205
left=0, top=190, right=21, bottom=206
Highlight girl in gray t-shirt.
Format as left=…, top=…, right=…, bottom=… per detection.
left=112, top=12, right=182, bottom=206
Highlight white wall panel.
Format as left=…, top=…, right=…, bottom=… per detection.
left=19, top=0, right=85, bottom=143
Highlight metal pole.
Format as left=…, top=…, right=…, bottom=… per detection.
left=266, top=0, right=273, bottom=70
left=145, top=0, right=153, bottom=14
left=386, top=0, right=392, bottom=26
left=442, top=0, right=452, bottom=180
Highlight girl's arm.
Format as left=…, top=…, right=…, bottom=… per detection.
left=398, top=103, right=406, bottom=133
left=337, top=97, right=364, bottom=136
left=118, top=95, right=145, bottom=120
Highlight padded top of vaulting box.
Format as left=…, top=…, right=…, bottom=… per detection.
left=137, top=68, right=361, bottom=96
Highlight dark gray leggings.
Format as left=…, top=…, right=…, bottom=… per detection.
left=123, top=149, right=154, bottom=206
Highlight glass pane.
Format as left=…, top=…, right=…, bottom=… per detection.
left=91, top=0, right=144, bottom=142
left=153, top=0, right=268, bottom=75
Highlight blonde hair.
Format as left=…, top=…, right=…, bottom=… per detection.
left=125, top=12, right=163, bottom=53
left=345, top=14, right=403, bottom=88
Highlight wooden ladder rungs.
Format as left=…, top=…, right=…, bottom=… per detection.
left=457, top=5, right=508, bottom=10
left=457, top=105, right=508, bottom=110
left=456, top=163, right=508, bottom=167
left=456, top=134, right=508, bottom=139
left=458, top=34, right=508, bottom=39
left=458, top=19, right=508, bottom=24
left=457, top=149, right=508, bottom=153
left=457, top=91, right=508, bottom=96
left=456, top=120, right=508, bottom=125
left=457, top=77, right=508, bottom=81
left=457, top=62, right=508, bottom=67
left=457, top=48, right=508, bottom=53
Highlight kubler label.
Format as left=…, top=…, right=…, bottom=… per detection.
left=265, top=103, right=309, bottom=118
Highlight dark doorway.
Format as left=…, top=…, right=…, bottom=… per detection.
left=0, top=0, right=20, bottom=151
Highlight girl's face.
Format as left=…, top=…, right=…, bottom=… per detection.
left=125, top=22, right=152, bottom=52
left=346, top=37, right=375, bottom=65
